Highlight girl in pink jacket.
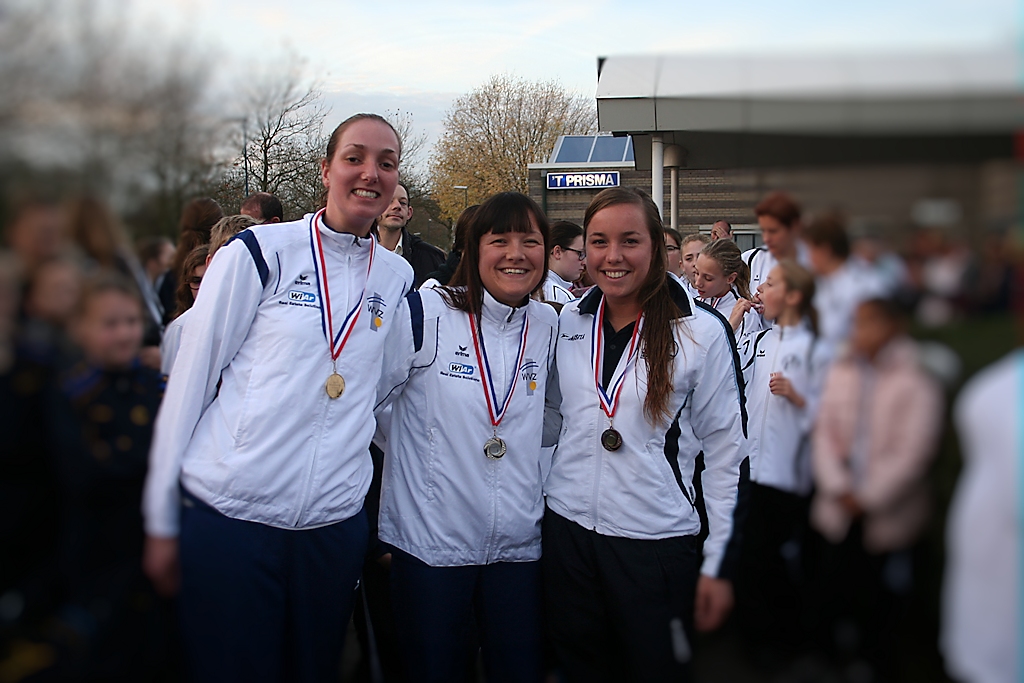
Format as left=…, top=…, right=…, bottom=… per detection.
left=811, top=297, right=944, bottom=680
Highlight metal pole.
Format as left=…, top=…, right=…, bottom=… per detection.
left=670, top=167, right=679, bottom=230
left=242, top=117, right=250, bottom=197
left=651, top=135, right=664, bottom=220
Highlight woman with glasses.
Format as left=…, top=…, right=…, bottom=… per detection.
left=542, top=220, right=585, bottom=304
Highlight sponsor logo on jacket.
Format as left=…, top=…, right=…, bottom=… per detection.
left=520, top=359, right=539, bottom=396
left=288, top=290, right=316, bottom=304
left=367, top=293, right=386, bottom=331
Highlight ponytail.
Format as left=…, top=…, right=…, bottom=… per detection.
left=699, top=239, right=751, bottom=300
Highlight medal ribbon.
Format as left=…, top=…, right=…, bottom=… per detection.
left=469, top=312, right=529, bottom=430
left=309, top=209, right=375, bottom=363
left=591, top=296, right=644, bottom=420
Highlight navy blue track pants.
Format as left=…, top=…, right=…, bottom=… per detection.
left=178, top=490, right=368, bottom=683
left=390, top=548, right=543, bottom=683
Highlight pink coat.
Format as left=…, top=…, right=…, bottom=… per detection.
left=811, top=337, right=943, bottom=553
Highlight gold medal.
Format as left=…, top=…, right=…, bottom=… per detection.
left=326, top=372, right=345, bottom=399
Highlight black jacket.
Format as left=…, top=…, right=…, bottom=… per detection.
left=398, top=228, right=446, bottom=289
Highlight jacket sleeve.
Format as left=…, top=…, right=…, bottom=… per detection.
left=857, top=373, right=943, bottom=511
left=375, top=293, right=417, bottom=413
left=812, top=365, right=854, bottom=496
left=689, top=326, right=748, bottom=578
left=142, top=236, right=266, bottom=537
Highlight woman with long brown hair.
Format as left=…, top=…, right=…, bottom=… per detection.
left=543, top=187, right=747, bottom=682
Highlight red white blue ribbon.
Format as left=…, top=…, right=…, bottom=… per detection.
left=309, top=209, right=375, bottom=362
left=470, top=313, right=529, bottom=430
left=591, top=296, right=643, bottom=420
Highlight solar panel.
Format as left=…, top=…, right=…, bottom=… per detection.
left=554, top=136, right=596, bottom=163
left=590, top=136, right=628, bottom=162
left=551, top=135, right=634, bottom=164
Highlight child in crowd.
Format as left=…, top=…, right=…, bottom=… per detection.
left=664, top=227, right=684, bottom=280
left=680, top=233, right=709, bottom=294
left=733, top=261, right=821, bottom=667
left=811, top=297, right=943, bottom=680
left=695, top=238, right=751, bottom=319
left=26, top=272, right=169, bottom=679
left=19, top=256, right=82, bottom=363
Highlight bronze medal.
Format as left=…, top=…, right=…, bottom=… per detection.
left=484, top=436, right=507, bottom=459
left=326, top=372, right=345, bottom=399
left=601, top=427, right=623, bottom=452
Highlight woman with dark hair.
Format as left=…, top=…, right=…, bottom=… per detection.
left=375, top=191, right=557, bottom=682
left=543, top=187, right=747, bottom=682
left=143, top=113, right=413, bottom=682
left=158, top=197, right=222, bottom=324
left=542, top=220, right=585, bottom=304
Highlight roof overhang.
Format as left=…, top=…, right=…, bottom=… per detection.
left=596, top=50, right=1023, bottom=168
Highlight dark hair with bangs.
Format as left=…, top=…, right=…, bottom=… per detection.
left=441, top=192, right=550, bottom=317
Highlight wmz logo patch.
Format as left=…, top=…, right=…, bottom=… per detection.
left=288, top=290, right=316, bottom=303
left=367, top=293, right=386, bottom=331
left=520, top=359, right=539, bottom=396
left=448, top=363, right=474, bottom=376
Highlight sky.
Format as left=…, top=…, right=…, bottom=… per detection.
left=121, top=0, right=1019, bottom=150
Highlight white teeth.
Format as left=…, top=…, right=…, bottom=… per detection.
left=501, top=268, right=527, bottom=275
left=354, top=189, right=379, bottom=198
left=604, top=271, right=627, bottom=279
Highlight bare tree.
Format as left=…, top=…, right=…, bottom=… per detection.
left=223, top=57, right=329, bottom=220
left=384, top=108, right=429, bottom=196
left=428, top=74, right=596, bottom=221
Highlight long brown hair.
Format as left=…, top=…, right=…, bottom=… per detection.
left=699, top=238, right=751, bottom=300
left=174, top=244, right=209, bottom=319
left=583, top=187, right=679, bottom=425
left=441, top=192, right=549, bottom=318
left=775, top=259, right=818, bottom=335
left=171, top=198, right=222, bottom=281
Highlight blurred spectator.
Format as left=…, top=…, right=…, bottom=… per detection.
left=962, top=230, right=1012, bottom=314
left=909, top=228, right=972, bottom=327
left=804, top=212, right=885, bottom=365
left=18, top=256, right=83, bottom=364
left=137, top=236, right=175, bottom=289
left=942, top=349, right=1020, bottom=683
left=0, top=272, right=170, bottom=680
left=239, top=192, right=284, bottom=224
left=64, top=197, right=165, bottom=368
left=746, top=191, right=811, bottom=290
left=711, top=220, right=733, bottom=241
left=849, top=225, right=908, bottom=297
left=811, top=298, right=944, bottom=680
left=663, top=227, right=684, bottom=280
left=422, top=204, right=477, bottom=289
left=4, top=199, right=66, bottom=279
left=158, top=198, right=222, bottom=325
left=680, top=233, right=709, bottom=293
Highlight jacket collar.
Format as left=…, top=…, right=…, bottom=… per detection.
left=577, top=275, right=692, bottom=319
left=481, top=288, right=528, bottom=326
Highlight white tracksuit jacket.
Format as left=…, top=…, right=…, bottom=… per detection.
left=544, top=279, right=748, bottom=578
left=742, top=242, right=812, bottom=291
left=143, top=214, right=413, bottom=537
left=737, top=322, right=821, bottom=496
left=375, top=288, right=558, bottom=566
left=543, top=271, right=575, bottom=304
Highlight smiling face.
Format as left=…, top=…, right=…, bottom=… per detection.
left=378, top=184, right=412, bottom=232
left=695, top=253, right=736, bottom=299
left=478, top=219, right=546, bottom=307
left=585, top=203, right=653, bottom=308
left=320, top=118, right=400, bottom=235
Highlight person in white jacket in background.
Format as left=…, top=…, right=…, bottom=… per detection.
left=142, top=113, right=413, bottom=683
left=731, top=261, right=822, bottom=666
left=942, top=349, right=1021, bottom=683
left=542, top=220, right=585, bottom=304
left=374, top=192, right=557, bottom=683
left=543, top=187, right=747, bottom=683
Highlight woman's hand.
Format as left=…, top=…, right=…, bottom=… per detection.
left=769, top=372, right=806, bottom=408
left=143, top=535, right=180, bottom=597
left=728, top=299, right=754, bottom=332
left=694, top=575, right=734, bottom=632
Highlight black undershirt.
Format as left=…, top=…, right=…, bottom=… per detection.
left=601, top=318, right=636, bottom=389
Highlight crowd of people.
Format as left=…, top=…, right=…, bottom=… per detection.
left=0, top=112, right=1018, bottom=683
